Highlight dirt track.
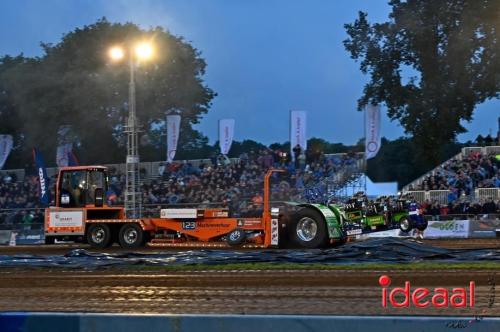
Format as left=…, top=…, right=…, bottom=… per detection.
left=0, top=269, right=497, bottom=316
left=0, top=238, right=498, bottom=315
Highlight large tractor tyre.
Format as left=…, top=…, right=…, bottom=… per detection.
left=226, top=228, right=247, bottom=246
left=399, top=216, right=413, bottom=233
left=416, top=218, right=428, bottom=231
left=289, top=208, right=328, bottom=249
left=118, top=223, right=145, bottom=249
left=87, top=223, right=112, bottom=248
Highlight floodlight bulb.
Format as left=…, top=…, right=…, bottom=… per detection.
left=109, top=47, right=125, bottom=61
left=135, top=42, right=153, bottom=60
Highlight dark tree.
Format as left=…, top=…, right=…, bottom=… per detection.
left=0, top=18, right=216, bottom=166
left=344, top=0, right=499, bottom=164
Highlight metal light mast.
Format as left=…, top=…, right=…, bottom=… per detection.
left=124, top=55, right=142, bottom=218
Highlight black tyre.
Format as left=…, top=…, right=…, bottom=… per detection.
left=44, top=236, right=55, bottom=245
left=226, top=228, right=246, bottom=246
left=87, top=223, right=112, bottom=248
left=289, top=208, right=328, bottom=249
left=118, top=223, right=145, bottom=249
left=399, top=216, right=413, bottom=233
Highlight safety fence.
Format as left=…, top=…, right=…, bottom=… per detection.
left=404, top=190, right=450, bottom=204
left=405, top=188, right=500, bottom=204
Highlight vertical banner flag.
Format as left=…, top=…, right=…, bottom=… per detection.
left=67, top=150, right=79, bottom=167
left=33, top=148, right=51, bottom=206
left=365, top=104, right=382, bottom=159
left=166, top=115, right=181, bottom=162
left=56, top=143, right=73, bottom=167
left=219, top=119, right=235, bottom=155
left=56, top=125, right=74, bottom=167
left=290, top=111, right=307, bottom=160
left=0, top=135, right=13, bottom=170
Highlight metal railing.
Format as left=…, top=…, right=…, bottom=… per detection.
left=405, top=190, right=451, bottom=204
left=475, top=188, right=500, bottom=200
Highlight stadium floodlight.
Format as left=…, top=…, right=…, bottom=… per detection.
left=134, top=42, right=153, bottom=60
left=109, top=46, right=125, bottom=61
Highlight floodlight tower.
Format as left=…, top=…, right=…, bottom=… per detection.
left=109, top=42, right=154, bottom=218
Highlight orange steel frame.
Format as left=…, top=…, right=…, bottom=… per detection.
left=47, top=167, right=284, bottom=247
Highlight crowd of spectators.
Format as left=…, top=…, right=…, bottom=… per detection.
left=412, top=152, right=500, bottom=199
left=109, top=148, right=362, bottom=217
left=2, top=146, right=499, bottom=229
left=420, top=197, right=500, bottom=217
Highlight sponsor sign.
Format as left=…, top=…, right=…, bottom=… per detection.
left=161, top=208, right=198, bottom=219
left=426, top=220, right=470, bottom=238
left=290, top=110, right=307, bottom=160
left=56, top=143, right=72, bottom=167
left=166, top=115, right=181, bottom=162
left=219, top=119, right=235, bottom=155
left=271, top=218, right=279, bottom=245
left=33, top=148, right=50, bottom=206
left=365, top=104, right=381, bottom=159
left=49, top=211, right=83, bottom=228
left=0, top=135, right=13, bottom=170
left=244, top=219, right=262, bottom=226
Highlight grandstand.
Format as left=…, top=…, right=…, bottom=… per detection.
left=403, top=145, right=500, bottom=204
left=0, top=151, right=364, bottom=226
left=1, top=145, right=499, bottom=237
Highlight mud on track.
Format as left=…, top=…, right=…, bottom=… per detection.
left=0, top=269, right=498, bottom=316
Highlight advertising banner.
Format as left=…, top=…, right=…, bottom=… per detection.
left=365, top=104, right=381, bottom=159
left=425, top=220, right=470, bottom=238
left=290, top=110, right=307, bottom=160
left=166, top=115, right=181, bottom=162
left=56, top=143, right=72, bottom=167
left=219, top=119, right=235, bottom=155
left=33, top=148, right=51, bottom=206
left=49, top=211, right=84, bottom=228
left=0, top=134, right=13, bottom=170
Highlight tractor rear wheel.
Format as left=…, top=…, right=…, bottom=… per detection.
left=87, top=223, right=112, bottom=248
left=399, top=216, right=413, bottom=233
left=118, top=223, right=145, bottom=249
left=290, top=208, right=328, bottom=249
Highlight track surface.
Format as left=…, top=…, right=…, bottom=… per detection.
left=0, top=238, right=498, bottom=316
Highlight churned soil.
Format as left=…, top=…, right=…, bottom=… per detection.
left=0, top=269, right=497, bottom=316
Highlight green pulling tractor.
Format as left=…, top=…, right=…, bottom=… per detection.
left=280, top=195, right=418, bottom=249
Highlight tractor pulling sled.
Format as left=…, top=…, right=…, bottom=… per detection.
left=43, top=166, right=424, bottom=249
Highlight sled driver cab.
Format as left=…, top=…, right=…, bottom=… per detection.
left=57, top=166, right=108, bottom=208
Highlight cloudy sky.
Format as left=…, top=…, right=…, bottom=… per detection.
left=0, top=0, right=497, bottom=145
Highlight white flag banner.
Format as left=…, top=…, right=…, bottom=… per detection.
left=0, top=135, right=13, bottom=170
left=56, top=143, right=72, bottom=167
left=166, top=115, right=181, bottom=162
left=365, top=104, right=382, bottom=159
left=290, top=111, right=307, bottom=160
left=219, top=119, right=235, bottom=155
